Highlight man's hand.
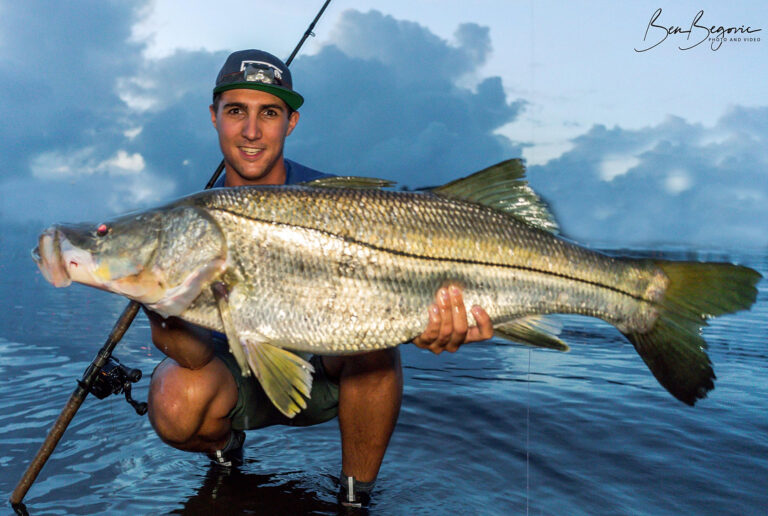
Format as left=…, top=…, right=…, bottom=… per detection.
left=412, top=286, right=493, bottom=354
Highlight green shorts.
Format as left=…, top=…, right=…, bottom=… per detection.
left=211, top=336, right=339, bottom=431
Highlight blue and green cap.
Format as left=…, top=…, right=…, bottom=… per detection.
left=213, top=49, right=304, bottom=110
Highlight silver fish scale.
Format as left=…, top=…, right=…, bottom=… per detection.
left=192, top=186, right=659, bottom=292
left=173, top=187, right=667, bottom=353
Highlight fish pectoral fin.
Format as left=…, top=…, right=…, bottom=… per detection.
left=431, top=159, right=559, bottom=234
left=494, top=316, right=569, bottom=351
left=145, top=258, right=226, bottom=317
left=300, top=176, right=395, bottom=189
left=244, top=339, right=315, bottom=418
left=211, top=282, right=251, bottom=378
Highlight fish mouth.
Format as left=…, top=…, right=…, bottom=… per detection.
left=33, top=225, right=148, bottom=296
left=33, top=227, right=72, bottom=288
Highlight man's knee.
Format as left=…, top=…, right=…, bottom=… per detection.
left=148, top=357, right=237, bottom=449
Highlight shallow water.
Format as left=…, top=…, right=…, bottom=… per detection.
left=1, top=224, right=766, bottom=515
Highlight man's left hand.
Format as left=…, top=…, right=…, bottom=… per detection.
left=412, top=286, right=493, bottom=354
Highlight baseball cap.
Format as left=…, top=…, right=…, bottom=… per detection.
left=213, top=49, right=304, bottom=110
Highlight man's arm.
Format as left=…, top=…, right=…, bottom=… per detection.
left=143, top=307, right=215, bottom=369
left=412, top=286, right=493, bottom=354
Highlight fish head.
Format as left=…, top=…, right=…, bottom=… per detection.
left=33, top=203, right=229, bottom=316
left=33, top=209, right=167, bottom=301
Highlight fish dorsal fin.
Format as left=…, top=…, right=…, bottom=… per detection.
left=300, top=176, right=395, bottom=189
left=494, top=316, right=569, bottom=351
left=432, top=159, right=559, bottom=234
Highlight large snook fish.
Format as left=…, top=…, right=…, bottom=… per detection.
left=33, top=160, right=761, bottom=417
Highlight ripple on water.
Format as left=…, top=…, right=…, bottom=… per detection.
left=1, top=250, right=767, bottom=514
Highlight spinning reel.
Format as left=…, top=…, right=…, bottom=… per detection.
left=81, top=356, right=147, bottom=415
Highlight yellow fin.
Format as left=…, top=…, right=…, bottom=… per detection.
left=494, top=316, right=569, bottom=351
left=244, top=339, right=315, bottom=418
left=431, top=159, right=559, bottom=234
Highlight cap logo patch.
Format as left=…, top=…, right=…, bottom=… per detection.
left=240, top=60, right=283, bottom=80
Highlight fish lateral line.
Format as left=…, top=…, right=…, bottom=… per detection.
left=208, top=207, right=653, bottom=305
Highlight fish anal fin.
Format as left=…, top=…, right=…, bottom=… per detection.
left=494, top=316, right=569, bottom=351
left=432, top=159, right=559, bottom=234
left=244, top=339, right=315, bottom=418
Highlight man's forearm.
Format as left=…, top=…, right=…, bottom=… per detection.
left=143, top=307, right=215, bottom=369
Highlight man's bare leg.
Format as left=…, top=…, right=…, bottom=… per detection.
left=148, top=356, right=238, bottom=453
left=323, top=348, right=403, bottom=483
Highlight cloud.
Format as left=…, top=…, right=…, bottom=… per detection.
left=0, top=1, right=223, bottom=220
left=124, top=127, right=143, bottom=140
left=0, top=1, right=143, bottom=171
left=1, top=5, right=526, bottom=224
left=30, top=149, right=145, bottom=179
left=663, top=169, right=692, bottom=195
left=0, top=3, right=764, bottom=251
left=100, top=150, right=146, bottom=175
left=289, top=10, right=526, bottom=186
left=529, top=107, right=768, bottom=248
left=600, top=155, right=641, bottom=181
left=329, top=10, right=492, bottom=81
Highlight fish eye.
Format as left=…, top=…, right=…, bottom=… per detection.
left=96, top=223, right=110, bottom=237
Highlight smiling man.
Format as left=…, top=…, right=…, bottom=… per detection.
left=145, top=49, right=493, bottom=508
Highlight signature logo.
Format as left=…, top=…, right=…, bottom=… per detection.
left=635, top=8, right=762, bottom=51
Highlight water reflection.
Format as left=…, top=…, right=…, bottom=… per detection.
left=173, top=467, right=339, bottom=515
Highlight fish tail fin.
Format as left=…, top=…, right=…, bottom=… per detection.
left=624, top=260, right=761, bottom=405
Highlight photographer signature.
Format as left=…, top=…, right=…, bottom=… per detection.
left=635, top=8, right=761, bottom=52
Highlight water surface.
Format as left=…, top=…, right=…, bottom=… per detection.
left=1, top=224, right=766, bottom=514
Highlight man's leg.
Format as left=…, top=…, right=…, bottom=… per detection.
left=148, top=356, right=238, bottom=453
left=322, top=348, right=403, bottom=483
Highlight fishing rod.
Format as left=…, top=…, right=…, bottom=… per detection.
left=10, top=1, right=332, bottom=511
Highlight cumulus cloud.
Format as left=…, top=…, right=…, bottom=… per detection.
left=0, top=4, right=526, bottom=223
left=329, top=10, right=492, bottom=81
left=289, top=10, right=526, bottom=186
left=101, top=150, right=146, bottom=175
left=529, top=107, right=768, bottom=248
left=0, top=1, right=170, bottom=224
left=0, top=1, right=143, bottom=172
left=0, top=1, right=222, bottom=221
left=600, top=155, right=641, bottom=181
left=0, top=2, right=764, bottom=251
left=30, top=149, right=145, bottom=179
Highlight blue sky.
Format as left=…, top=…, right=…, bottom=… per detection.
left=0, top=1, right=766, bottom=248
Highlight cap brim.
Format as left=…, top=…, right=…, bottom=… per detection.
left=213, top=83, right=304, bottom=110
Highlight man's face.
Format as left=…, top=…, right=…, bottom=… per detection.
left=210, top=88, right=299, bottom=186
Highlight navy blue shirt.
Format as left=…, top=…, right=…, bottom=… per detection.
left=212, top=159, right=333, bottom=187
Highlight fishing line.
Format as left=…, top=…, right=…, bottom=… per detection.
left=526, top=348, right=531, bottom=516
left=526, top=3, right=535, bottom=514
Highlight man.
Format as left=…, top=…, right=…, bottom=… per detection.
left=146, top=49, right=493, bottom=507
